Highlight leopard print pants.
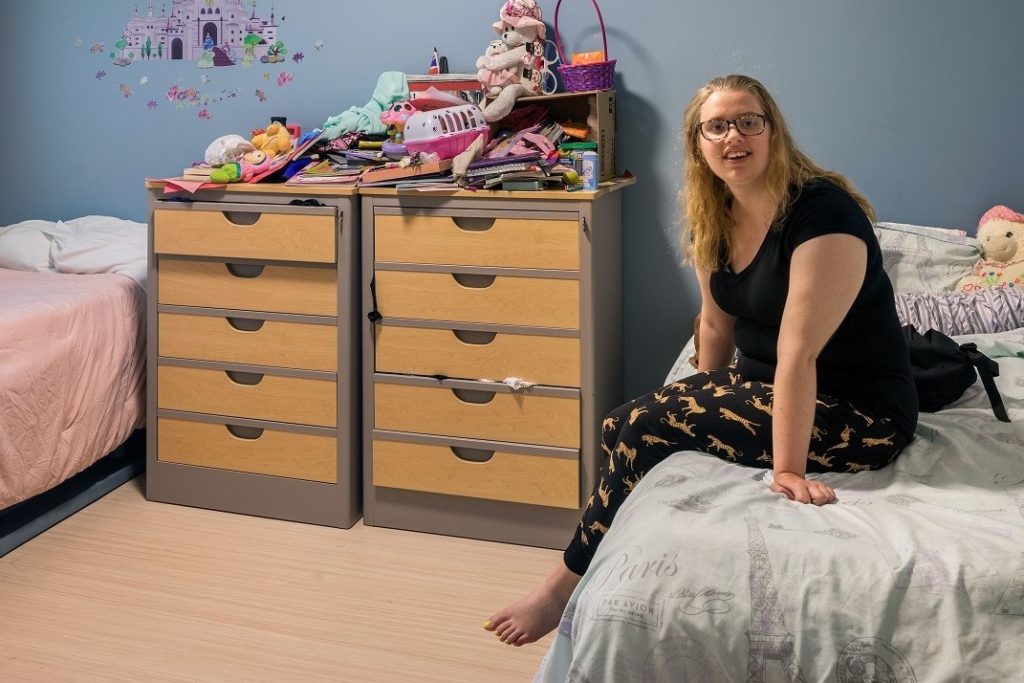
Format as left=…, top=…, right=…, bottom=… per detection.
left=563, top=367, right=911, bottom=575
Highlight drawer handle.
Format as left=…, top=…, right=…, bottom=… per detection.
left=225, top=424, right=264, bottom=440
left=452, top=329, right=497, bottom=345
left=451, top=273, right=496, bottom=289
left=226, top=317, right=265, bottom=332
left=451, top=388, right=497, bottom=404
left=449, top=446, right=495, bottom=463
left=222, top=211, right=262, bottom=226
left=225, top=263, right=266, bottom=278
left=225, top=370, right=265, bottom=385
left=450, top=216, right=497, bottom=232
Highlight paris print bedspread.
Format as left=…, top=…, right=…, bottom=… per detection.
left=536, top=330, right=1024, bottom=682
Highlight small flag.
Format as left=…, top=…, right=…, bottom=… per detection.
left=427, top=47, right=439, bottom=75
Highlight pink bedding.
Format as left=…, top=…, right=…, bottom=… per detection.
left=0, top=269, right=145, bottom=509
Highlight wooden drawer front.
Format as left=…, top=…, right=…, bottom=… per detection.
left=157, top=417, right=336, bottom=483
left=373, top=439, right=579, bottom=509
left=375, top=383, right=580, bottom=448
left=159, top=313, right=337, bottom=371
left=375, top=214, right=579, bottom=270
left=375, top=326, right=580, bottom=387
left=159, top=259, right=337, bottom=316
left=153, top=208, right=335, bottom=263
left=375, top=271, right=579, bottom=329
left=157, top=365, right=336, bottom=427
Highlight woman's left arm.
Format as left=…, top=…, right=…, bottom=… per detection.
left=771, top=233, right=867, bottom=504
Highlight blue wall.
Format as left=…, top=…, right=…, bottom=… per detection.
left=3, top=1, right=1022, bottom=397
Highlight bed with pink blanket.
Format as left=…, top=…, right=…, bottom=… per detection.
left=0, top=269, right=145, bottom=509
left=0, top=216, right=147, bottom=555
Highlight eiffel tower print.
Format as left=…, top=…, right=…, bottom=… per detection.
left=745, top=516, right=805, bottom=682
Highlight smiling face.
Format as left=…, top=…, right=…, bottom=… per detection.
left=697, top=89, right=772, bottom=194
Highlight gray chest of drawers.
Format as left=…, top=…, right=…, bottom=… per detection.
left=360, top=184, right=630, bottom=548
left=145, top=182, right=361, bottom=527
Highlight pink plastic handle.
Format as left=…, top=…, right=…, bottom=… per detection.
left=553, top=0, right=610, bottom=66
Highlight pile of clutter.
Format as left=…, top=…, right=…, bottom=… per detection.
left=178, top=0, right=608, bottom=193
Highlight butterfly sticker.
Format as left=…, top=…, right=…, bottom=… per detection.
left=198, top=108, right=211, bottom=120
left=90, top=42, right=105, bottom=54
left=95, top=70, right=107, bottom=80
left=255, top=89, right=267, bottom=102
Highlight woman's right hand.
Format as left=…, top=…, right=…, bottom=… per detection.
left=771, top=471, right=836, bottom=506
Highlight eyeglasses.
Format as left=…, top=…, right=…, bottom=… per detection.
left=698, top=114, right=769, bottom=141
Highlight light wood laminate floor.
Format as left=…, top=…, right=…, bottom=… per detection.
left=0, top=478, right=561, bottom=682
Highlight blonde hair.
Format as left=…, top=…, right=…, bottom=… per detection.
left=681, top=74, right=876, bottom=271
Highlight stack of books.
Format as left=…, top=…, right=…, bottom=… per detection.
left=358, top=157, right=454, bottom=188
left=285, top=159, right=363, bottom=185
left=463, top=153, right=550, bottom=190
left=181, top=164, right=213, bottom=180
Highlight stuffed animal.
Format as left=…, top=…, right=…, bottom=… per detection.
left=204, top=134, right=256, bottom=166
left=380, top=100, right=418, bottom=142
left=209, top=149, right=273, bottom=183
left=955, top=205, right=1024, bottom=292
left=476, top=40, right=518, bottom=98
left=476, top=0, right=548, bottom=123
left=250, top=121, right=293, bottom=157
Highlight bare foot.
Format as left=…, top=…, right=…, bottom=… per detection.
left=483, top=563, right=582, bottom=646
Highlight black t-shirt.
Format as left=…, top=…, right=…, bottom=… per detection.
left=709, top=180, right=918, bottom=439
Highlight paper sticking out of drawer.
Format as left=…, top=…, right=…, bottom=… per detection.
left=374, top=381, right=580, bottom=448
left=375, top=325, right=580, bottom=387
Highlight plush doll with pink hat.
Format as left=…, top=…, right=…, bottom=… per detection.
left=475, top=0, right=549, bottom=122
left=955, top=205, right=1024, bottom=292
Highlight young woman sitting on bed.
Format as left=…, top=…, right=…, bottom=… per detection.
left=485, top=73, right=919, bottom=646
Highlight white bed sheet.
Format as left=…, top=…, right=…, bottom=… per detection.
left=537, top=329, right=1024, bottom=682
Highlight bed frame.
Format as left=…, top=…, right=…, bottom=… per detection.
left=0, top=429, right=145, bottom=558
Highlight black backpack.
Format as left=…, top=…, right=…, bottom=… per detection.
left=902, top=325, right=1010, bottom=422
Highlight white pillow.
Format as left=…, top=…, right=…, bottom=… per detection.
left=48, top=216, right=148, bottom=286
left=874, top=222, right=981, bottom=294
left=0, top=220, right=58, bottom=271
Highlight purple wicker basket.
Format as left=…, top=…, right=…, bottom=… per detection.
left=553, top=0, right=616, bottom=92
